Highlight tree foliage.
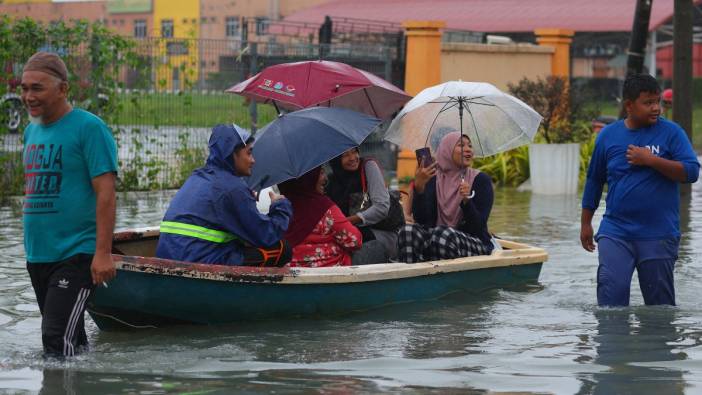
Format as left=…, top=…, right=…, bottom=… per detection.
left=508, top=76, right=596, bottom=144
left=0, top=16, right=151, bottom=199
left=0, top=16, right=146, bottom=125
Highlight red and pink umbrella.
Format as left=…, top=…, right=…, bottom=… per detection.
left=226, top=60, right=411, bottom=120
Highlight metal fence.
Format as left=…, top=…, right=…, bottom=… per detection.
left=1, top=15, right=490, bottom=195
left=1, top=35, right=404, bottom=194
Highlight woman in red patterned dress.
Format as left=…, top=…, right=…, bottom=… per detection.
left=278, top=167, right=362, bottom=267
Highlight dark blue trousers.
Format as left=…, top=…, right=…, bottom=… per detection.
left=596, top=235, right=679, bottom=307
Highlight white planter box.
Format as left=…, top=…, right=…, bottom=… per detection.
left=529, top=143, right=580, bottom=195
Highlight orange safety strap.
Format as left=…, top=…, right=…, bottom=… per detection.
left=257, top=240, right=285, bottom=267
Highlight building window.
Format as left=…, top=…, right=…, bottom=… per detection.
left=255, top=17, right=269, bottom=35
left=134, top=19, right=147, bottom=38
left=225, top=16, right=239, bottom=37
left=161, top=19, right=174, bottom=38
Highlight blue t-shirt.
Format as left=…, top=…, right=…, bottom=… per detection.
left=23, top=109, right=118, bottom=263
left=582, top=118, right=700, bottom=240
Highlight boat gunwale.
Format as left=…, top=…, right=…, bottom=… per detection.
left=113, top=227, right=548, bottom=285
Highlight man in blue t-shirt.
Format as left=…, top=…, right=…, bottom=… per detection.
left=581, top=73, right=700, bottom=307
left=21, top=52, right=119, bottom=357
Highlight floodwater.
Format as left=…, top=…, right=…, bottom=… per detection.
left=1, top=184, right=702, bottom=394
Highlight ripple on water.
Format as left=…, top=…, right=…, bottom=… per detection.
left=0, top=185, right=701, bottom=394
left=14, top=304, right=39, bottom=313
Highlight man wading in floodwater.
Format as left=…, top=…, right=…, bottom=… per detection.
left=21, top=52, right=118, bottom=357
left=580, top=73, right=699, bottom=307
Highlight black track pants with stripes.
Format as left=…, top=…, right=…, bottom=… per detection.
left=27, top=254, right=94, bottom=358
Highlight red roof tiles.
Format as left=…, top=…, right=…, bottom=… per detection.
left=284, top=0, right=700, bottom=33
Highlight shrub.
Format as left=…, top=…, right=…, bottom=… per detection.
left=508, top=76, right=597, bottom=144
left=473, top=145, right=529, bottom=187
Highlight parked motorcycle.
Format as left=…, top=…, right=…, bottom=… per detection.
left=1, top=93, right=24, bottom=134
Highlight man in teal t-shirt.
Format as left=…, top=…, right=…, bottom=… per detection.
left=21, top=52, right=118, bottom=357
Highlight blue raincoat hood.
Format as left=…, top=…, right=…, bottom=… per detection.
left=206, top=124, right=252, bottom=174
left=155, top=124, right=291, bottom=265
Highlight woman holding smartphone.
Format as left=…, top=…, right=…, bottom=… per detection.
left=327, top=147, right=398, bottom=263
left=398, top=131, right=495, bottom=263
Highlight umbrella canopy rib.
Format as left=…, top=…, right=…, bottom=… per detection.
left=384, top=80, right=542, bottom=157
left=481, top=95, right=537, bottom=151
left=423, top=99, right=458, bottom=149
left=464, top=103, right=485, bottom=157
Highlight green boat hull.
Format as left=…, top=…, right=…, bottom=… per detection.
left=88, top=229, right=548, bottom=330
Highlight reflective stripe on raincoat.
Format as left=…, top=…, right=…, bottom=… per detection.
left=155, top=124, right=292, bottom=265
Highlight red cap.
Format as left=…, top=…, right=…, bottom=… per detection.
left=662, top=88, right=673, bottom=102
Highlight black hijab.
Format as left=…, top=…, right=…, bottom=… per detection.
left=326, top=148, right=363, bottom=215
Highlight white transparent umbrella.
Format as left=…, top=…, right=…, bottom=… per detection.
left=384, top=81, right=542, bottom=157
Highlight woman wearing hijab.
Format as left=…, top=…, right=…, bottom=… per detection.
left=398, top=131, right=494, bottom=263
left=326, top=148, right=398, bottom=263
left=278, top=167, right=362, bottom=267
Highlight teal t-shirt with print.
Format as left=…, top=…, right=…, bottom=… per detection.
left=23, top=109, right=118, bottom=263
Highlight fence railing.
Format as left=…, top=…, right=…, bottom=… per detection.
left=0, top=36, right=401, bottom=196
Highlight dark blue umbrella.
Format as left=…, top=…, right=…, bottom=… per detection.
left=247, top=107, right=381, bottom=190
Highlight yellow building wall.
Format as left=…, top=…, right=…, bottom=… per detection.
left=440, top=42, right=553, bottom=91
left=153, top=0, right=200, bottom=90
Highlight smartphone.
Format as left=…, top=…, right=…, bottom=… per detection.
left=415, top=147, right=434, bottom=167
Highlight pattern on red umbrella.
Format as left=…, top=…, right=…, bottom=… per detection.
left=227, top=60, right=411, bottom=120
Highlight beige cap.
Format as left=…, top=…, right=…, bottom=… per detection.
left=23, top=51, right=68, bottom=81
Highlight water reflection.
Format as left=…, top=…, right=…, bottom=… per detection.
left=529, top=192, right=581, bottom=222
left=37, top=368, right=384, bottom=395
left=578, top=307, right=686, bottom=394
left=400, top=292, right=497, bottom=360
left=2, top=184, right=702, bottom=394
left=678, top=193, right=694, bottom=268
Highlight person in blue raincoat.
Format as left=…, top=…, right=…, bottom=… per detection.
left=156, top=124, right=293, bottom=266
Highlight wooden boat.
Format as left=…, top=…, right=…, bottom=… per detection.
left=87, top=227, right=548, bottom=330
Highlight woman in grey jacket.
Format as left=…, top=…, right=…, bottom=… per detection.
left=327, top=148, right=398, bottom=263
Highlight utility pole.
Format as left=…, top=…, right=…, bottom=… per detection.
left=626, top=0, right=654, bottom=74
left=673, top=0, right=694, bottom=195
left=620, top=0, right=653, bottom=118
left=673, top=0, right=693, bottom=143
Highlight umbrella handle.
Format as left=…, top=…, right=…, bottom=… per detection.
left=253, top=175, right=270, bottom=197
left=459, top=173, right=474, bottom=199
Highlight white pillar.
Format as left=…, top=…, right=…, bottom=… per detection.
left=269, top=0, right=280, bottom=21
left=647, top=30, right=657, bottom=77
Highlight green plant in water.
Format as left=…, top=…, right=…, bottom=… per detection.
left=0, top=151, right=25, bottom=202
left=172, top=131, right=206, bottom=187
left=474, top=145, right=530, bottom=187
left=579, top=134, right=597, bottom=186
